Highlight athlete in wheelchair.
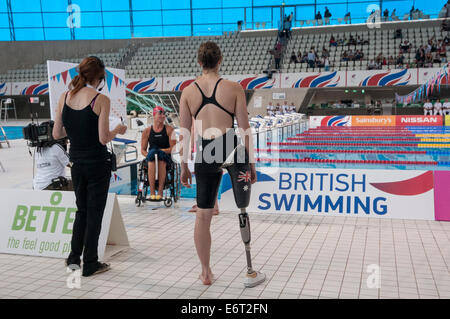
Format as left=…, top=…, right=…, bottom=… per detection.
left=136, top=106, right=180, bottom=207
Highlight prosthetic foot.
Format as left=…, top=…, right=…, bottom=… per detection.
left=239, top=208, right=266, bottom=288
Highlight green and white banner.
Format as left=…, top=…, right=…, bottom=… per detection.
left=0, top=190, right=129, bottom=261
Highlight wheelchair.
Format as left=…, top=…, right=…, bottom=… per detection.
left=135, top=155, right=181, bottom=208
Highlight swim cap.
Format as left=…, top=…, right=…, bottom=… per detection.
left=153, top=106, right=164, bottom=115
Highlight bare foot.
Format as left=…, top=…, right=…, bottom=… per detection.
left=199, top=269, right=214, bottom=285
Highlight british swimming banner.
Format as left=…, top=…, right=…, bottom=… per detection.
left=219, top=168, right=435, bottom=220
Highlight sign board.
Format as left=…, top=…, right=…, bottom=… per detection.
left=219, top=168, right=435, bottom=220
left=254, top=96, right=262, bottom=108
left=0, top=190, right=129, bottom=260
left=47, top=60, right=127, bottom=121
left=272, top=92, right=286, bottom=100
left=446, top=115, right=450, bottom=126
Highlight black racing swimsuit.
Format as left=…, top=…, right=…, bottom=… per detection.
left=194, top=78, right=251, bottom=209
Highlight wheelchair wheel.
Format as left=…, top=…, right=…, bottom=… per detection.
left=136, top=192, right=143, bottom=207
left=164, top=198, right=172, bottom=207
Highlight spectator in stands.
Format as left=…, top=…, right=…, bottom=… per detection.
left=344, top=12, right=351, bottom=24
left=443, top=99, right=450, bottom=115
left=396, top=53, right=405, bottom=67
left=416, top=47, right=425, bottom=67
left=434, top=99, right=443, bottom=115
left=383, top=9, right=389, bottom=22
left=425, top=52, right=433, bottom=67
left=269, top=45, right=282, bottom=70
left=322, top=47, right=330, bottom=59
left=324, top=57, right=330, bottom=71
left=299, top=51, right=308, bottom=63
left=324, top=7, right=332, bottom=25
left=425, top=40, right=432, bottom=54
left=391, top=9, right=397, bottom=20
left=410, top=6, right=415, bottom=20
left=283, top=13, right=293, bottom=38
left=400, top=40, right=411, bottom=53
left=444, top=35, right=450, bottom=45
left=266, top=102, right=274, bottom=116
left=282, top=101, right=289, bottom=114
left=289, top=51, right=298, bottom=64
left=368, top=59, right=377, bottom=70
left=289, top=102, right=296, bottom=113
left=423, top=99, right=433, bottom=115
left=315, top=11, right=323, bottom=21
left=348, top=35, right=357, bottom=46
left=275, top=104, right=282, bottom=115
left=438, top=41, right=447, bottom=62
left=330, top=35, right=337, bottom=47
left=354, top=50, right=364, bottom=61
left=307, top=50, right=316, bottom=68
left=394, top=29, right=402, bottom=39
left=433, top=51, right=442, bottom=63
left=376, top=53, right=384, bottom=65
left=388, top=55, right=395, bottom=66
left=337, top=37, right=344, bottom=46
left=342, top=51, right=349, bottom=62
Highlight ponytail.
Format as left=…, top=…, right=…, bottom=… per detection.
left=69, top=74, right=86, bottom=95
left=68, top=56, right=105, bottom=96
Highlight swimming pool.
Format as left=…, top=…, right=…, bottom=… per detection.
left=255, top=126, right=450, bottom=171
left=0, top=126, right=24, bottom=141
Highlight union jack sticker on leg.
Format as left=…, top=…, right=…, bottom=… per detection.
left=238, top=171, right=251, bottom=183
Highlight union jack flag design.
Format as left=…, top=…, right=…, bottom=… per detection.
left=237, top=171, right=251, bottom=183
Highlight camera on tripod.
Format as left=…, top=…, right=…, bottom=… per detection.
left=23, top=121, right=54, bottom=147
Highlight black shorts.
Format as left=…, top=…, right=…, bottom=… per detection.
left=194, top=130, right=237, bottom=209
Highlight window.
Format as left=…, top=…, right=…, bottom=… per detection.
left=13, top=13, right=43, bottom=28
left=192, top=0, right=222, bottom=9
left=193, top=24, right=222, bottom=36
left=132, top=0, right=161, bottom=11
left=15, top=28, right=44, bottom=41
left=193, top=9, right=222, bottom=24
left=104, top=26, right=131, bottom=39
left=101, top=0, right=130, bottom=11
left=103, top=12, right=131, bottom=26
left=163, top=25, right=191, bottom=36
left=80, top=12, right=104, bottom=27
left=74, top=27, right=104, bottom=40
left=0, top=28, right=10, bottom=41
left=43, top=13, right=71, bottom=28
left=133, top=26, right=163, bottom=38
left=223, top=8, right=245, bottom=23
left=133, top=11, right=162, bottom=26
left=163, top=10, right=190, bottom=25
left=73, top=0, right=102, bottom=12
left=44, top=28, right=71, bottom=40
left=0, top=13, right=8, bottom=27
left=11, top=0, right=41, bottom=12
left=162, top=0, right=190, bottom=10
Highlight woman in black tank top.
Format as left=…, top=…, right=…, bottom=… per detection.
left=53, top=56, right=127, bottom=277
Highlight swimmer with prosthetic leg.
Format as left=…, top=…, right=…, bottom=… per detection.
left=179, top=41, right=265, bottom=287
